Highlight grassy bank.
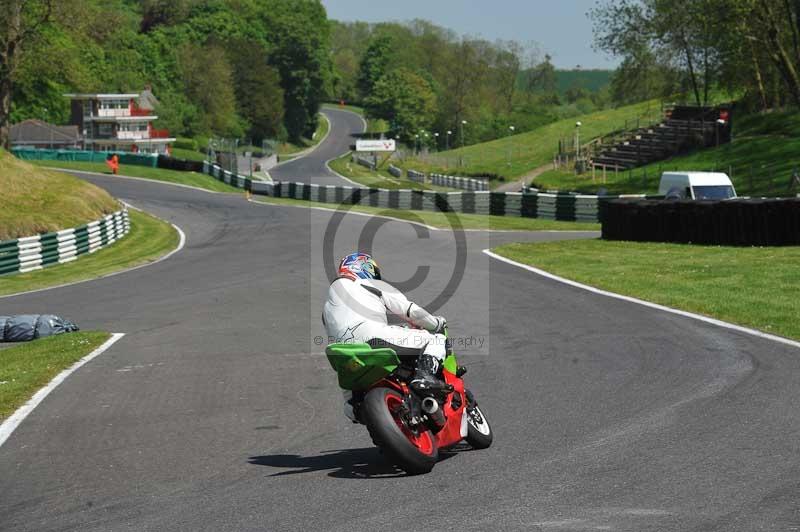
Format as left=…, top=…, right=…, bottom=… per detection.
left=398, top=99, right=661, bottom=180
left=277, top=113, right=331, bottom=156
left=0, top=332, right=112, bottom=420
left=1, top=149, right=119, bottom=240
left=0, top=209, right=179, bottom=296
left=253, top=195, right=599, bottom=231
left=534, top=108, right=800, bottom=196
left=30, top=160, right=240, bottom=193
left=494, top=239, right=800, bottom=341
left=328, top=153, right=456, bottom=191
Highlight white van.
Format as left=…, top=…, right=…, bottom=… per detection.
left=659, top=172, right=737, bottom=200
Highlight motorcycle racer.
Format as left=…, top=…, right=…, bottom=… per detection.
left=322, top=253, right=448, bottom=408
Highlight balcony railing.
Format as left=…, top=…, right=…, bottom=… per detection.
left=130, top=107, right=152, bottom=117
left=150, top=129, right=171, bottom=139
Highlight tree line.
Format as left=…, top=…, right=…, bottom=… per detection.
left=0, top=0, right=330, bottom=149
left=592, top=0, right=800, bottom=111
left=329, top=19, right=614, bottom=147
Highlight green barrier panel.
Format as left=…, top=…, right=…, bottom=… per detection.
left=12, top=148, right=158, bottom=167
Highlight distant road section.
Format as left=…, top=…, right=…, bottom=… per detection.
left=269, top=108, right=365, bottom=186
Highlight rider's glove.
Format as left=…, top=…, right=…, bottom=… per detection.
left=433, top=316, right=447, bottom=335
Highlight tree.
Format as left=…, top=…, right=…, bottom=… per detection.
left=261, top=0, right=330, bottom=142
left=0, top=0, right=54, bottom=148
left=227, top=39, right=284, bottom=142
left=178, top=43, right=240, bottom=136
left=364, top=67, right=437, bottom=143
left=356, top=35, right=394, bottom=99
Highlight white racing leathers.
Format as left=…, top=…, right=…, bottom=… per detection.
left=323, top=277, right=447, bottom=362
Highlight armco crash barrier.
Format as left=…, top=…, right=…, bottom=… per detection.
left=601, top=199, right=800, bottom=246
left=0, top=209, right=130, bottom=276
left=203, top=161, right=650, bottom=223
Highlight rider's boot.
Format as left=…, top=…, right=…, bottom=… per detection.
left=410, top=354, right=447, bottom=396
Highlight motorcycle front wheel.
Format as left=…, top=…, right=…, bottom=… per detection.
left=465, top=389, right=493, bottom=449
left=363, top=387, right=438, bottom=475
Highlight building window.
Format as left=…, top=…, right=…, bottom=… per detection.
left=97, top=123, right=113, bottom=137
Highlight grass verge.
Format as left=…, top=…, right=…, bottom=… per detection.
left=277, top=113, right=331, bottom=156
left=253, top=195, right=599, bottom=231
left=328, top=153, right=456, bottom=191
left=0, top=209, right=179, bottom=297
left=0, top=332, right=111, bottom=421
left=30, top=160, right=240, bottom=193
left=494, top=239, right=800, bottom=341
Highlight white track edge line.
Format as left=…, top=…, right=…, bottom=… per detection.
left=482, top=249, right=800, bottom=351
left=0, top=206, right=186, bottom=300
left=0, top=332, right=126, bottom=448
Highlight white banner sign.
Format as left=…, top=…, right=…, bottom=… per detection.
left=356, top=139, right=396, bottom=152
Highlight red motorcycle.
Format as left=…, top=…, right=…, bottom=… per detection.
left=326, top=330, right=493, bottom=475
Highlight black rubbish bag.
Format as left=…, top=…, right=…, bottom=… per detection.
left=0, top=315, right=80, bottom=342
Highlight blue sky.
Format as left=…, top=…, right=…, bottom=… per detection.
left=321, top=0, right=620, bottom=69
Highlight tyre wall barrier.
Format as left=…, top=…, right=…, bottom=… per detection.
left=12, top=148, right=158, bottom=167
left=352, top=154, right=376, bottom=170
left=429, top=173, right=489, bottom=191
left=203, top=161, right=646, bottom=223
left=601, top=199, right=800, bottom=246
left=157, top=155, right=204, bottom=172
left=0, top=209, right=130, bottom=276
left=407, top=169, right=426, bottom=184
left=388, top=164, right=403, bottom=178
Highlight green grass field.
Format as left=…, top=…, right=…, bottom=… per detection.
left=534, top=109, right=800, bottom=196
left=328, top=153, right=456, bottom=191
left=494, top=239, right=800, bottom=341
left=0, top=332, right=112, bottom=420
left=253, top=195, right=599, bottom=231
left=0, top=209, right=179, bottom=296
left=398, top=99, right=662, bottom=180
left=31, top=160, right=240, bottom=193
left=1, top=149, right=120, bottom=240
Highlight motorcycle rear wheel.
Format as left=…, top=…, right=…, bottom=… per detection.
left=363, top=387, right=438, bottom=475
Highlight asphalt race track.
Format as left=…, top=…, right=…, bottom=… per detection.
left=268, top=107, right=365, bottom=186
left=2, top=110, right=800, bottom=532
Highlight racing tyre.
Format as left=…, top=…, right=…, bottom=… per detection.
left=363, top=387, right=438, bottom=475
left=465, top=390, right=493, bottom=449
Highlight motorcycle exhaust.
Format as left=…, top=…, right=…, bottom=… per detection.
left=421, top=396, right=446, bottom=432
left=421, top=396, right=439, bottom=414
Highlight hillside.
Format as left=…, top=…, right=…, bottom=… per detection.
left=0, top=150, right=119, bottom=240
left=400, top=99, right=662, bottom=180
left=533, top=109, right=800, bottom=197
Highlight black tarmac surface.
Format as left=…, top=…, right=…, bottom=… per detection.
left=269, top=107, right=365, bottom=186
left=1, top=110, right=799, bottom=532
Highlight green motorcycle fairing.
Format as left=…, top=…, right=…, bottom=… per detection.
left=326, top=342, right=460, bottom=391
left=325, top=343, right=401, bottom=391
